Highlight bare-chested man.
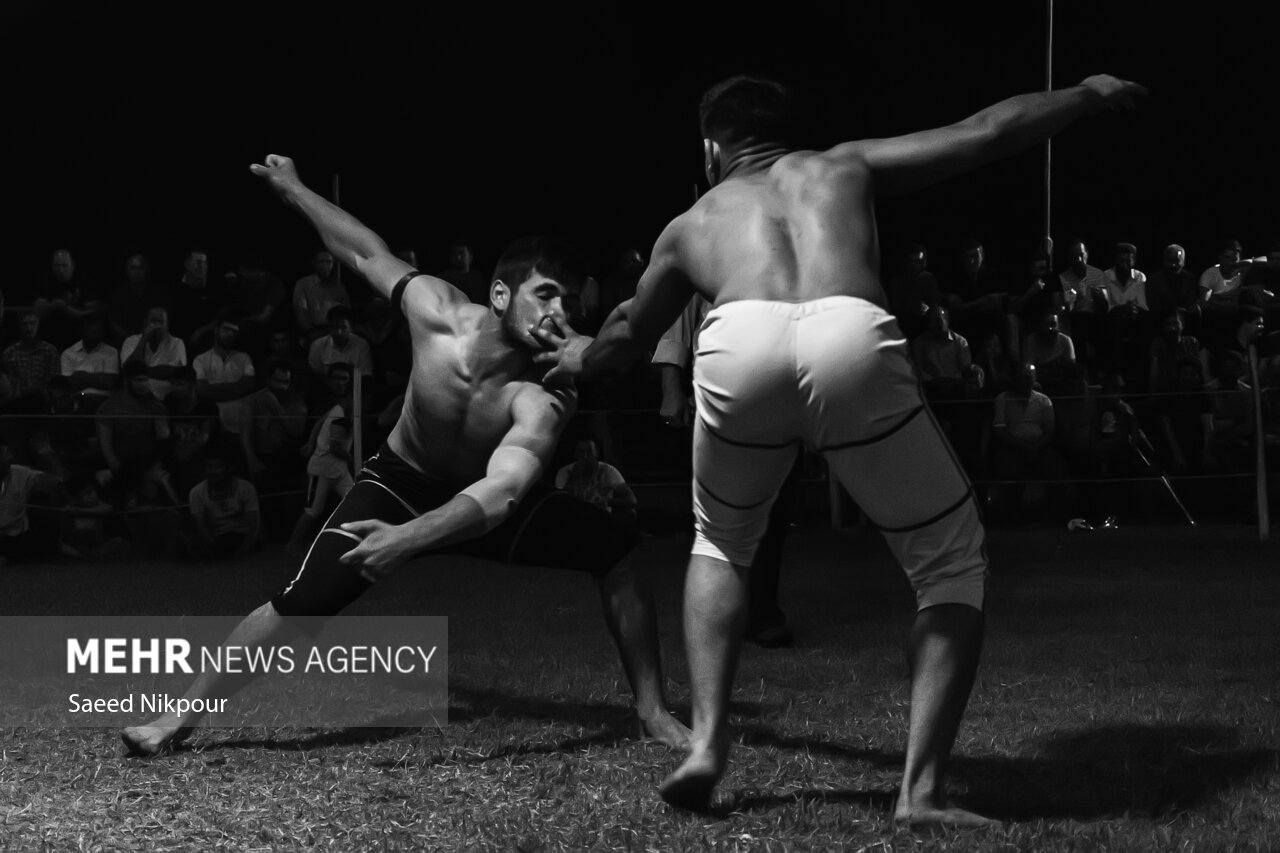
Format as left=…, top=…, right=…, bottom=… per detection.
left=534, top=74, right=1146, bottom=823
left=121, top=155, right=689, bottom=755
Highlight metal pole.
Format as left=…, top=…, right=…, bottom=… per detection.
left=1043, top=0, right=1054, bottom=257
left=1248, top=343, right=1270, bottom=541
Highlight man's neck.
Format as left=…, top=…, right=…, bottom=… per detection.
left=720, top=143, right=790, bottom=181
left=213, top=344, right=233, bottom=358
left=472, top=314, right=533, bottom=381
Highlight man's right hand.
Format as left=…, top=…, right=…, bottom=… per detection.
left=249, top=154, right=303, bottom=198
left=1080, top=75, right=1148, bottom=112
left=660, top=392, right=693, bottom=429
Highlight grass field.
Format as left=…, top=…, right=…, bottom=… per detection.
left=1, top=523, right=1278, bottom=851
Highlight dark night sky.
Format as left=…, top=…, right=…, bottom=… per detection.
left=4, top=1, right=1277, bottom=290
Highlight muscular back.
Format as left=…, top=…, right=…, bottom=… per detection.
left=675, top=151, right=886, bottom=308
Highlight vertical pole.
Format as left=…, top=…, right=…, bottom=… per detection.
left=1247, top=343, right=1270, bottom=541
left=1043, top=0, right=1054, bottom=257
left=332, top=174, right=342, bottom=282
left=353, top=370, right=364, bottom=472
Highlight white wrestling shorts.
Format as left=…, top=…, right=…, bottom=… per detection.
left=691, top=296, right=987, bottom=611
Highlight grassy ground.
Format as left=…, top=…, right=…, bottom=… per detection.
left=1, top=523, right=1278, bottom=851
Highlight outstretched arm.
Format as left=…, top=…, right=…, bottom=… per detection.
left=250, top=155, right=461, bottom=311
left=337, top=386, right=574, bottom=576
left=534, top=222, right=695, bottom=383
left=834, top=75, right=1146, bottom=197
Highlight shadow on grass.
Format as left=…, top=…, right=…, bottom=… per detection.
left=726, top=723, right=1275, bottom=822
left=183, top=683, right=759, bottom=760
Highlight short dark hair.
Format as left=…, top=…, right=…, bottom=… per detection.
left=699, top=75, right=794, bottom=147
left=491, top=236, right=587, bottom=296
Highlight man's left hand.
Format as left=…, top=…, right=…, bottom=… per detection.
left=338, top=519, right=419, bottom=580
left=530, top=322, right=592, bottom=386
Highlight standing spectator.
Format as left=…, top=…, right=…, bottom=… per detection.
left=107, top=253, right=162, bottom=344
left=887, top=243, right=941, bottom=341
left=292, top=249, right=350, bottom=340
left=96, top=361, right=170, bottom=487
left=168, top=248, right=221, bottom=346
left=1146, top=244, right=1199, bottom=314
left=554, top=437, right=638, bottom=527
left=307, top=305, right=373, bottom=385
left=437, top=241, right=488, bottom=306
left=61, top=315, right=120, bottom=405
left=121, top=306, right=187, bottom=400
left=1058, top=239, right=1109, bottom=369
left=188, top=446, right=261, bottom=559
left=3, top=311, right=61, bottom=402
left=1010, top=251, right=1060, bottom=356
left=1103, top=242, right=1150, bottom=378
left=164, top=367, right=220, bottom=493
left=193, top=314, right=257, bottom=432
left=0, top=440, right=61, bottom=564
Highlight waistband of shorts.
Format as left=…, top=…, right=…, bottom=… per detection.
left=704, top=295, right=885, bottom=322
left=362, top=444, right=455, bottom=492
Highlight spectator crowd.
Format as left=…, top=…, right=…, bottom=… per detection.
left=0, top=233, right=1276, bottom=565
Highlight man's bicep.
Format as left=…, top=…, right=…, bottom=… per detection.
left=832, top=122, right=988, bottom=197
left=503, top=388, right=574, bottom=467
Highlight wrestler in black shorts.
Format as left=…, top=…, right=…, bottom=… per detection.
left=272, top=444, right=640, bottom=632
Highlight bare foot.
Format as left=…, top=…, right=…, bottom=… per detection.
left=121, top=724, right=193, bottom=757
left=894, top=799, right=1000, bottom=827
left=658, top=749, right=725, bottom=812
left=639, top=709, right=692, bottom=751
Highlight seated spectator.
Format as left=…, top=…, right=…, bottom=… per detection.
left=554, top=438, right=638, bottom=526
left=308, top=361, right=354, bottom=417
left=37, top=248, right=102, bottom=350
left=124, top=457, right=183, bottom=558
left=193, top=313, right=257, bottom=433
left=308, top=305, right=373, bottom=386
left=1020, top=312, right=1076, bottom=393
left=59, top=478, right=127, bottom=560
left=240, top=361, right=308, bottom=481
left=1199, top=239, right=1249, bottom=304
left=2, top=311, right=61, bottom=403
left=437, top=241, right=489, bottom=306
left=942, top=239, right=1013, bottom=351
left=987, top=362, right=1069, bottom=521
left=912, top=305, right=975, bottom=401
left=355, top=297, right=411, bottom=402
left=1148, top=309, right=1207, bottom=394
left=164, top=367, right=221, bottom=493
left=23, top=375, right=98, bottom=476
left=223, top=254, right=286, bottom=355
left=96, top=361, right=170, bottom=492
left=121, top=307, right=187, bottom=400
left=1103, top=242, right=1148, bottom=312
left=1145, top=244, right=1199, bottom=314
left=188, top=445, right=261, bottom=559
left=61, top=315, right=120, bottom=405
left=887, top=244, right=941, bottom=341
left=258, top=329, right=311, bottom=398
left=1058, top=239, right=1109, bottom=369
left=1009, top=250, right=1061, bottom=358
left=167, top=248, right=221, bottom=347
left=107, top=253, right=162, bottom=344
left=288, top=405, right=354, bottom=554
left=1154, top=358, right=1213, bottom=476
left=0, top=440, right=62, bottom=564
left=293, top=250, right=350, bottom=340
left=975, top=332, right=1013, bottom=397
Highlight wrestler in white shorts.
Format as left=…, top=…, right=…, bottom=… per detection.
left=691, top=296, right=987, bottom=611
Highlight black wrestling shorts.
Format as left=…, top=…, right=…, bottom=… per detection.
left=271, top=444, right=640, bottom=632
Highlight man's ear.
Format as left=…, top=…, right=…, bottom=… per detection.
left=703, top=138, right=721, bottom=187
left=490, top=280, right=509, bottom=312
